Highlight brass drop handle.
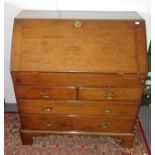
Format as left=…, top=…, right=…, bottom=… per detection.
left=104, top=107, right=112, bottom=113
left=104, top=92, right=115, bottom=100
left=45, top=122, right=53, bottom=127
left=74, top=21, right=82, bottom=28
left=40, top=91, right=51, bottom=98
left=101, top=122, right=110, bottom=128
left=43, top=107, right=53, bottom=112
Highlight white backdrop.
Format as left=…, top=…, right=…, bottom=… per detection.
left=4, top=0, right=151, bottom=103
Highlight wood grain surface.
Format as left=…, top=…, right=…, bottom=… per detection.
left=21, top=115, right=136, bottom=133
left=18, top=100, right=139, bottom=116
left=13, top=72, right=143, bottom=87
left=11, top=20, right=147, bottom=74
left=15, top=86, right=77, bottom=100
left=79, top=87, right=143, bottom=101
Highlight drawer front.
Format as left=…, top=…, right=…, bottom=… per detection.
left=13, top=72, right=143, bottom=87
left=18, top=100, right=139, bottom=117
left=15, top=86, right=77, bottom=100
left=21, top=115, right=135, bottom=133
left=79, top=87, right=143, bottom=101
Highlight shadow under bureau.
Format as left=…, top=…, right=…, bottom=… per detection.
left=10, top=11, right=147, bottom=148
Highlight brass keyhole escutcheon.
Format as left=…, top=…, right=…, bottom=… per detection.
left=74, top=21, right=82, bottom=28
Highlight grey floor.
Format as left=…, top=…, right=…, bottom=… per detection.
left=5, top=104, right=151, bottom=148
left=139, top=105, right=151, bottom=148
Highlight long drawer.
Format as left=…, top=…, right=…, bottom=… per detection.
left=12, top=72, right=143, bottom=87
left=79, top=87, right=143, bottom=101
left=21, top=115, right=135, bottom=133
left=18, top=100, right=139, bottom=117
left=15, top=86, right=77, bottom=100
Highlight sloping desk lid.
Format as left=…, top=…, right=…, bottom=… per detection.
left=11, top=11, right=147, bottom=74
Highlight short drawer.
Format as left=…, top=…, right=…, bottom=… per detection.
left=79, top=87, right=143, bottom=101
left=15, top=86, right=77, bottom=100
left=18, top=100, right=139, bottom=117
left=21, top=115, right=136, bottom=133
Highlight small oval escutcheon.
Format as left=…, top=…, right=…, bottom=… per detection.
left=74, top=21, right=82, bottom=28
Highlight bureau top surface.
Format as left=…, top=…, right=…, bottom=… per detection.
left=11, top=11, right=147, bottom=74
left=16, top=11, right=143, bottom=20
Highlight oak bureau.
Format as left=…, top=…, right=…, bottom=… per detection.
left=10, top=11, right=148, bottom=148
